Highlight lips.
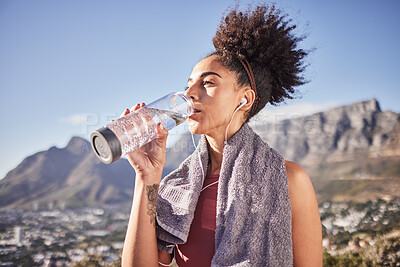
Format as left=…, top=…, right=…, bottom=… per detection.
left=190, top=107, right=201, bottom=118
left=192, top=105, right=201, bottom=113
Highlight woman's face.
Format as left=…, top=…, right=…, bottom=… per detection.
left=185, top=55, right=244, bottom=136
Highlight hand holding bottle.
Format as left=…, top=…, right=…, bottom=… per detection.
left=121, top=103, right=169, bottom=178
left=90, top=92, right=193, bottom=164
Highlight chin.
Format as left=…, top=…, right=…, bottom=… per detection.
left=188, top=124, right=201, bottom=135
left=188, top=120, right=204, bottom=135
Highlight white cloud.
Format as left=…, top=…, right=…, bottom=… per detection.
left=250, top=101, right=339, bottom=125
left=58, top=114, right=87, bottom=126
left=58, top=113, right=119, bottom=134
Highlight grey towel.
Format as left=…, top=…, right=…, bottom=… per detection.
left=156, top=123, right=293, bottom=266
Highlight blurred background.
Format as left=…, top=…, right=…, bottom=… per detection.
left=0, top=0, right=399, bottom=266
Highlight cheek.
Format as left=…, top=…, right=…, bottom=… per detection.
left=211, top=96, right=236, bottom=116
left=205, top=106, right=232, bottom=127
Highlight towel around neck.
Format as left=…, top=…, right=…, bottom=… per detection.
left=156, top=123, right=293, bottom=266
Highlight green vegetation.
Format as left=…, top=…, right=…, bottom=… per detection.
left=323, top=250, right=365, bottom=267
left=73, top=254, right=121, bottom=267
left=321, top=198, right=400, bottom=266
left=323, top=236, right=400, bottom=266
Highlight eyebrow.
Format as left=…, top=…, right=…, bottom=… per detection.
left=187, top=71, right=222, bottom=82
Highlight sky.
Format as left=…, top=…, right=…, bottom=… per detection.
left=0, top=0, right=399, bottom=179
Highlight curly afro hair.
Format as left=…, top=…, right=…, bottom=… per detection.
left=211, top=4, right=308, bottom=122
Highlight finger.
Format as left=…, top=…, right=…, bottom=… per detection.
left=155, top=123, right=169, bottom=142
left=130, top=103, right=141, bottom=112
left=120, top=108, right=130, bottom=118
left=140, top=103, right=155, bottom=133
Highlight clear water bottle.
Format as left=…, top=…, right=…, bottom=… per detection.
left=90, top=92, right=194, bottom=164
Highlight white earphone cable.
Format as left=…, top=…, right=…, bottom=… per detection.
left=224, top=99, right=247, bottom=145
left=200, top=180, right=219, bottom=192
left=191, top=132, right=205, bottom=181
left=158, top=261, right=173, bottom=267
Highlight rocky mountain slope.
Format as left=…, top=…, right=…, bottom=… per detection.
left=252, top=99, right=400, bottom=202
left=252, top=98, right=400, bottom=165
left=0, top=137, right=135, bottom=209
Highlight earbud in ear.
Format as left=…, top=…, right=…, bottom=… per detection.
left=234, top=98, right=247, bottom=112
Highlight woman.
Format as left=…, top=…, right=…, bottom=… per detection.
left=122, top=4, right=322, bottom=267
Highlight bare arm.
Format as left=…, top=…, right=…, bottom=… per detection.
left=120, top=104, right=172, bottom=267
left=122, top=177, right=160, bottom=267
left=286, top=161, right=323, bottom=267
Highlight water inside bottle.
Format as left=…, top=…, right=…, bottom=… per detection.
left=108, top=107, right=187, bottom=156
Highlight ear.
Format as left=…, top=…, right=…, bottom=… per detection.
left=240, top=88, right=256, bottom=112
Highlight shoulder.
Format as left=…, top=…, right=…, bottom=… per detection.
left=285, top=161, right=323, bottom=266
left=284, top=160, right=317, bottom=210
left=285, top=161, right=313, bottom=193
left=285, top=160, right=306, bottom=178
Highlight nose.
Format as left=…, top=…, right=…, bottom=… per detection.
left=185, top=84, right=198, bottom=101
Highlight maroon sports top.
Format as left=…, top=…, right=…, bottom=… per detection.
left=175, top=174, right=219, bottom=267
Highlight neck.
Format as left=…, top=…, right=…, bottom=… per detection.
left=205, top=136, right=223, bottom=175
left=205, top=120, right=244, bottom=175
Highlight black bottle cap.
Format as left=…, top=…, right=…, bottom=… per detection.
left=90, top=127, right=122, bottom=164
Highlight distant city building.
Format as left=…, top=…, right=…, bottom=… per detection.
left=14, top=226, right=24, bottom=245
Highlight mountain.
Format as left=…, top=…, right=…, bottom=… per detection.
left=1, top=98, right=399, bottom=209
left=0, top=137, right=135, bottom=209
left=251, top=98, right=400, bottom=202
